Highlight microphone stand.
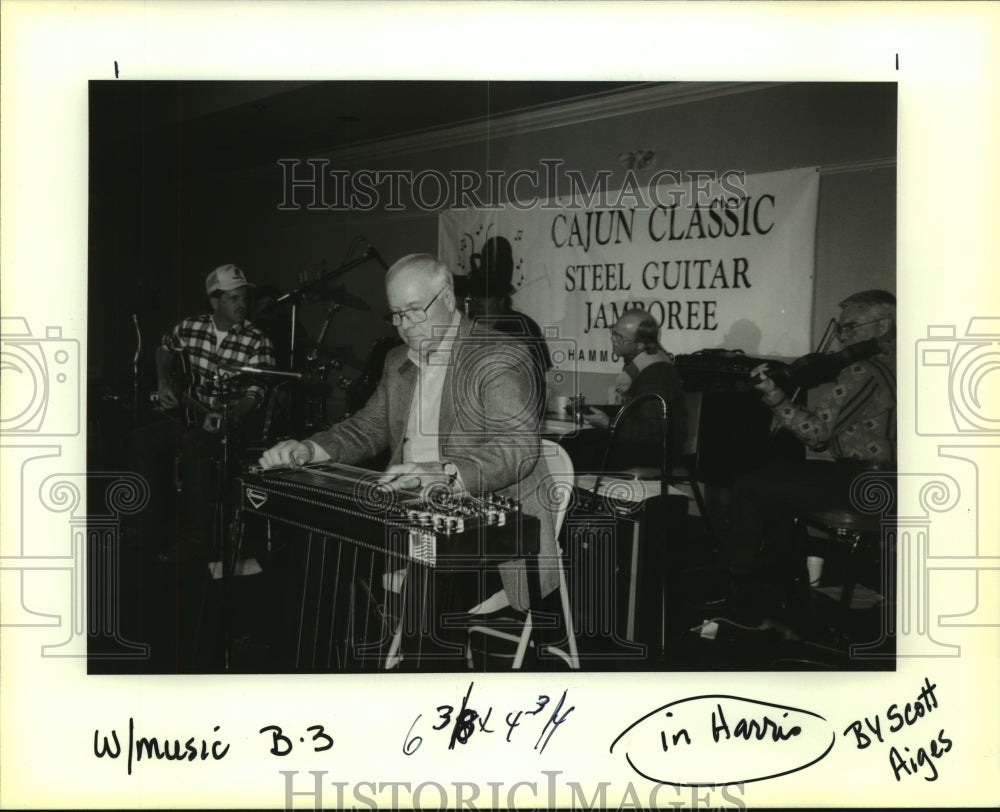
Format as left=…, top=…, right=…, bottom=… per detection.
left=131, top=314, right=142, bottom=427
left=277, top=240, right=383, bottom=308
left=288, top=302, right=298, bottom=371
left=194, top=368, right=238, bottom=671
left=305, top=305, right=344, bottom=429
left=202, top=365, right=304, bottom=670
left=274, top=239, right=384, bottom=415
left=589, top=392, right=670, bottom=658
left=310, top=302, right=341, bottom=361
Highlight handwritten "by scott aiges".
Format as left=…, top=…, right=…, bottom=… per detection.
left=843, top=676, right=952, bottom=782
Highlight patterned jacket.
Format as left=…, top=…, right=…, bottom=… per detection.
left=768, top=351, right=896, bottom=466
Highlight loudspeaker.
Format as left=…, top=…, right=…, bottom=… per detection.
left=562, top=492, right=689, bottom=665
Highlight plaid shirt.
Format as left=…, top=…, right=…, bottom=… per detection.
left=769, top=351, right=896, bottom=466
left=162, top=314, right=276, bottom=409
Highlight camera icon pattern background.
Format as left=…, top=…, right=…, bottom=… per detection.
left=1, top=316, right=148, bottom=659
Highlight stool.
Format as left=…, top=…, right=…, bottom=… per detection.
left=793, top=508, right=887, bottom=648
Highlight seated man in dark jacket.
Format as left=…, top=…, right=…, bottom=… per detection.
left=579, top=308, right=687, bottom=473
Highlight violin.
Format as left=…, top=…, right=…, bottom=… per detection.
left=753, top=337, right=882, bottom=397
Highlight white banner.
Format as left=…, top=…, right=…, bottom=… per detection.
left=439, top=166, right=820, bottom=373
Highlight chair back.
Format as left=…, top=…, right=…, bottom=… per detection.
left=680, top=390, right=702, bottom=459
left=595, top=392, right=669, bottom=487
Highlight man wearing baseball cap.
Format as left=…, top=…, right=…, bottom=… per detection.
left=152, top=263, right=276, bottom=562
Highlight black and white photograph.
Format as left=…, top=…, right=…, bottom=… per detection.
left=86, top=79, right=898, bottom=676
left=2, top=3, right=998, bottom=810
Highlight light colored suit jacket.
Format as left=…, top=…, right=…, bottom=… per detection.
left=307, top=314, right=556, bottom=611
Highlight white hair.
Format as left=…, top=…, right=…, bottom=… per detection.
left=385, top=253, right=453, bottom=292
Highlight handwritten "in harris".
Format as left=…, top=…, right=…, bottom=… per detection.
left=611, top=695, right=834, bottom=787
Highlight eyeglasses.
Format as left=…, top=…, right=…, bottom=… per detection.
left=384, top=286, right=448, bottom=326
left=610, top=330, right=635, bottom=343
left=834, top=317, right=884, bottom=335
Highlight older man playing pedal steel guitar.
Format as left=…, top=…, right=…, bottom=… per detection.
left=260, top=253, right=556, bottom=615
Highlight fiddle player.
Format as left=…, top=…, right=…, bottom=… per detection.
left=717, top=289, right=896, bottom=598
left=259, top=254, right=557, bottom=632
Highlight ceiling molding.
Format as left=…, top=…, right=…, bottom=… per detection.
left=821, top=157, right=896, bottom=175
left=320, top=81, right=783, bottom=166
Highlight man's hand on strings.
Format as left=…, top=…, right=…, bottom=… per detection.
left=259, top=439, right=314, bottom=469
left=378, top=462, right=452, bottom=491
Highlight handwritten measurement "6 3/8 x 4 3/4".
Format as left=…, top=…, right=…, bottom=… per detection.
left=403, top=682, right=575, bottom=756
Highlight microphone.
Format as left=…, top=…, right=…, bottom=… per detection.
left=219, top=364, right=307, bottom=380
left=277, top=240, right=386, bottom=306
left=366, top=239, right=388, bottom=271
